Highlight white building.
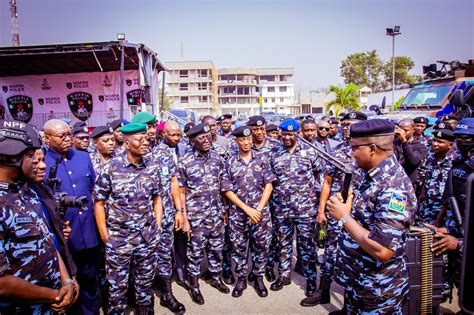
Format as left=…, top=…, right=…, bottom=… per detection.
left=218, top=68, right=260, bottom=116
left=259, top=68, right=295, bottom=115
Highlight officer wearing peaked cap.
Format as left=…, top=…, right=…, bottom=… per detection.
left=72, top=125, right=90, bottom=152
left=413, top=116, right=431, bottom=148
left=217, top=113, right=234, bottom=139
left=325, top=119, right=416, bottom=313
left=94, top=121, right=164, bottom=314
left=89, top=126, right=116, bottom=173
left=109, top=119, right=128, bottom=156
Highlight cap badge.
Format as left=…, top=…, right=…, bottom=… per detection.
left=349, top=112, right=357, bottom=119
left=288, top=125, right=294, bottom=131
left=243, top=129, right=251, bottom=136
left=204, top=125, right=210, bottom=132
left=257, top=120, right=263, bottom=126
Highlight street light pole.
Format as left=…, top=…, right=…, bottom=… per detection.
left=386, top=26, right=401, bottom=111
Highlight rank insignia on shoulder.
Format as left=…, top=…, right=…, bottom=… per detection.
left=388, top=192, right=407, bottom=214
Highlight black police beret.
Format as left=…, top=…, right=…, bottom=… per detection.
left=341, top=111, right=368, bottom=122
left=266, top=123, right=279, bottom=132
left=441, top=114, right=461, bottom=122
left=350, top=119, right=395, bottom=138
left=217, top=113, right=233, bottom=121
left=109, top=119, right=126, bottom=130
left=183, top=122, right=196, bottom=134
left=72, top=121, right=87, bottom=128
left=232, top=126, right=252, bottom=138
left=433, top=122, right=454, bottom=131
left=186, top=123, right=211, bottom=138
left=414, top=117, right=428, bottom=124
left=247, top=115, right=266, bottom=126
left=329, top=117, right=339, bottom=125
left=433, top=129, right=455, bottom=142
left=72, top=126, right=89, bottom=135
left=91, top=125, right=114, bottom=139
left=0, top=120, right=41, bottom=156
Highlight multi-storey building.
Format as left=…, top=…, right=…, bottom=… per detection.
left=165, top=61, right=219, bottom=115
left=218, top=68, right=260, bottom=116
left=258, top=68, right=295, bottom=114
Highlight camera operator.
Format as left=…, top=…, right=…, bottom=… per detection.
left=43, top=119, right=99, bottom=314
left=0, top=120, right=76, bottom=313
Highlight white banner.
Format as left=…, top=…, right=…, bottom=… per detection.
left=0, top=70, right=145, bottom=127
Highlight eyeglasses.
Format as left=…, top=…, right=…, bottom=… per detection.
left=47, top=132, right=73, bottom=141
left=318, top=127, right=330, bottom=131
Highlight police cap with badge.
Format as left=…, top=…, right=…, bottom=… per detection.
left=186, top=123, right=211, bottom=138
left=413, top=117, right=428, bottom=125
left=341, top=111, right=368, bottom=122
left=232, top=126, right=252, bottom=138
left=433, top=122, right=454, bottom=131
left=109, top=119, right=127, bottom=131
left=91, top=125, right=114, bottom=139
left=433, top=129, right=455, bottom=142
left=247, top=115, right=266, bottom=127
left=72, top=125, right=89, bottom=136
left=217, top=113, right=232, bottom=122
left=350, top=119, right=395, bottom=138
left=131, top=112, right=156, bottom=125
left=0, top=120, right=41, bottom=165
left=266, top=123, right=279, bottom=132
left=279, top=118, right=300, bottom=132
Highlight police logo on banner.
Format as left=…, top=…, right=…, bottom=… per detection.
left=102, top=75, right=113, bottom=87
left=126, top=89, right=144, bottom=105
left=41, top=79, right=52, bottom=90
left=66, top=82, right=73, bottom=89
left=67, top=92, right=93, bottom=121
left=2, top=86, right=8, bottom=93
left=126, top=79, right=132, bottom=87
left=6, top=95, right=33, bottom=123
left=0, top=105, right=5, bottom=119
left=38, top=98, right=44, bottom=105
left=99, top=95, right=105, bottom=102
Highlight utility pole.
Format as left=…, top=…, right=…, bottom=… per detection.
left=9, top=0, right=20, bottom=46
left=386, top=26, right=401, bottom=111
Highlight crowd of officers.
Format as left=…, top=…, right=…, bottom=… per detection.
left=0, top=108, right=473, bottom=315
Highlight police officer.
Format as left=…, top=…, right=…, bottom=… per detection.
left=93, top=123, right=164, bottom=314
left=89, top=125, right=116, bottom=173
left=202, top=115, right=230, bottom=153
left=223, top=126, right=275, bottom=298
left=43, top=119, right=99, bottom=314
left=326, top=119, right=416, bottom=313
left=416, top=129, right=455, bottom=224
left=329, top=117, right=342, bottom=142
left=72, top=124, right=91, bottom=152
left=217, top=113, right=234, bottom=138
left=394, top=118, right=428, bottom=184
left=0, top=120, right=76, bottom=313
left=413, top=116, right=431, bottom=148
left=268, top=118, right=319, bottom=296
left=131, top=111, right=158, bottom=151
left=266, top=123, right=280, bottom=140
left=177, top=123, right=230, bottom=304
left=109, top=119, right=127, bottom=156
left=301, top=119, right=318, bottom=143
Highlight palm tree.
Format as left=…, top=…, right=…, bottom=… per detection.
left=325, top=84, right=361, bottom=117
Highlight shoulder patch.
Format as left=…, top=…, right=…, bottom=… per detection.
left=388, top=192, right=407, bottom=214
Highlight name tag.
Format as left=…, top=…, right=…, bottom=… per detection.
left=162, top=166, right=169, bottom=176
left=16, top=216, right=34, bottom=224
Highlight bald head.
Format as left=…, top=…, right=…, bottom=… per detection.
left=43, top=119, right=69, bottom=134
left=163, top=121, right=182, bottom=147
left=43, top=119, right=72, bottom=155
left=399, top=118, right=415, bottom=128
left=164, top=121, right=181, bottom=133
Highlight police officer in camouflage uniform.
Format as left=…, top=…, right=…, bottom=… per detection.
left=131, top=112, right=158, bottom=152
left=223, top=126, right=275, bottom=298
left=109, top=119, right=127, bottom=157
left=217, top=113, right=234, bottom=138
left=326, top=119, right=416, bottom=314
left=0, top=120, right=76, bottom=314
left=93, top=123, right=164, bottom=315
left=177, top=123, right=230, bottom=305
left=268, top=118, right=320, bottom=296
left=303, top=111, right=367, bottom=307
left=89, top=125, right=116, bottom=173
left=413, top=116, right=431, bottom=148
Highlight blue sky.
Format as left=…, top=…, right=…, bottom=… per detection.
left=1, top=0, right=472, bottom=89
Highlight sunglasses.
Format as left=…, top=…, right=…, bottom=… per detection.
left=318, top=127, right=330, bottom=131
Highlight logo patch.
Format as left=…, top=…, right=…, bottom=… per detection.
left=41, top=79, right=52, bottom=90
left=102, top=75, right=113, bottom=87
left=6, top=95, right=33, bottom=123
left=126, top=79, right=132, bottom=87
left=16, top=216, right=33, bottom=224
left=126, top=89, right=144, bottom=106
left=2, top=86, right=7, bottom=93
left=388, top=192, right=407, bottom=214
left=67, top=92, right=93, bottom=121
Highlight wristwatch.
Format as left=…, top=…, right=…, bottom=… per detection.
left=338, top=214, right=352, bottom=227
left=256, top=205, right=263, bottom=212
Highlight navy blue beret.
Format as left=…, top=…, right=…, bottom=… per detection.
left=329, top=117, right=339, bottom=125
left=109, top=119, right=127, bottom=130
left=433, top=129, right=455, bottom=141
left=341, top=111, right=368, bottom=122
left=441, top=114, right=461, bottom=122
left=91, top=125, right=114, bottom=139
left=186, top=123, right=211, bottom=138
left=350, top=119, right=395, bottom=138
left=183, top=122, right=196, bottom=134
left=72, top=121, right=87, bottom=128
left=72, top=125, right=89, bottom=135
left=266, top=123, right=279, bottom=132
left=454, top=118, right=474, bottom=136
left=247, top=115, right=266, bottom=127
left=232, top=126, right=252, bottom=138
left=414, top=117, right=428, bottom=124
left=279, top=118, right=300, bottom=132
left=217, top=113, right=233, bottom=121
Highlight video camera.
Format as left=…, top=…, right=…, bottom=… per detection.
left=45, top=157, right=88, bottom=219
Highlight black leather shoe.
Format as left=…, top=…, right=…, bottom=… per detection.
left=201, top=270, right=212, bottom=281
left=175, top=277, right=188, bottom=290
left=160, top=278, right=186, bottom=313
left=247, top=272, right=255, bottom=282
left=210, top=275, right=230, bottom=294
left=270, top=277, right=291, bottom=291
left=188, top=276, right=204, bottom=305
left=305, top=281, right=317, bottom=297
left=265, top=267, right=276, bottom=282
left=254, top=276, right=268, bottom=297
left=137, top=305, right=154, bottom=315
left=223, top=269, right=235, bottom=285
left=232, top=277, right=247, bottom=298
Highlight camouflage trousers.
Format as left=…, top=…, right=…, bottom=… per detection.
left=344, top=288, right=406, bottom=314
left=187, top=214, right=225, bottom=277
left=156, top=204, right=175, bottom=278
left=319, top=219, right=341, bottom=282
left=276, top=216, right=317, bottom=282
left=230, top=207, right=272, bottom=277
left=105, top=232, right=159, bottom=314
left=266, top=203, right=280, bottom=269
left=222, top=224, right=232, bottom=272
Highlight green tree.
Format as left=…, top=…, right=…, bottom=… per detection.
left=393, top=95, right=406, bottom=111
left=325, top=84, right=361, bottom=117
left=158, top=87, right=173, bottom=112
left=340, top=50, right=385, bottom=92
left=383, top=56, right=418, bottom=86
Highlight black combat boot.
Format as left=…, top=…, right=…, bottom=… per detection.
left=270, top=276, right=291, bottom=291
left=248, top=272, right=255, bottom=282
left=188, top=275, right=204, bottom=305
left=160, top=277, right=186, bottom=313
left=265, top=266, right=276, bottom=282
left=201, top=269, right=212, bottom=281
left=232, top=277, right=247, bottom=297
left=210, top=273, right=230, bottom=294
left=254, top=276, right=268, bottom=297
left=300, top=277, right=331, bottom=307
left=222, top=269, right=235, bottom=285
left=137, top=305, right=154, bottom=315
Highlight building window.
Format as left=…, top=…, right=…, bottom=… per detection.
left=271, top=98, right=275, bottom=103
left=198, top=82, right=207, bottom=90
left=199, top=96, right=208, bottom=102
left=280, top=97, right=284, bottom=102
left=180, top=70, right=188, bottom=78
left=280, top=75, right=287, bottom=81
left=264, top=98, right=268, bottom=103
left=267, top=87, right=275, bottom=92
left=180, top=83, right=188, bottom=91
left=199, top=69, right=208, bottom=77
left=260, top=75, right=275, bottom=82
left=181, top=96, right=188, bottom=103
left=279, top=86, right=287, bottom=92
